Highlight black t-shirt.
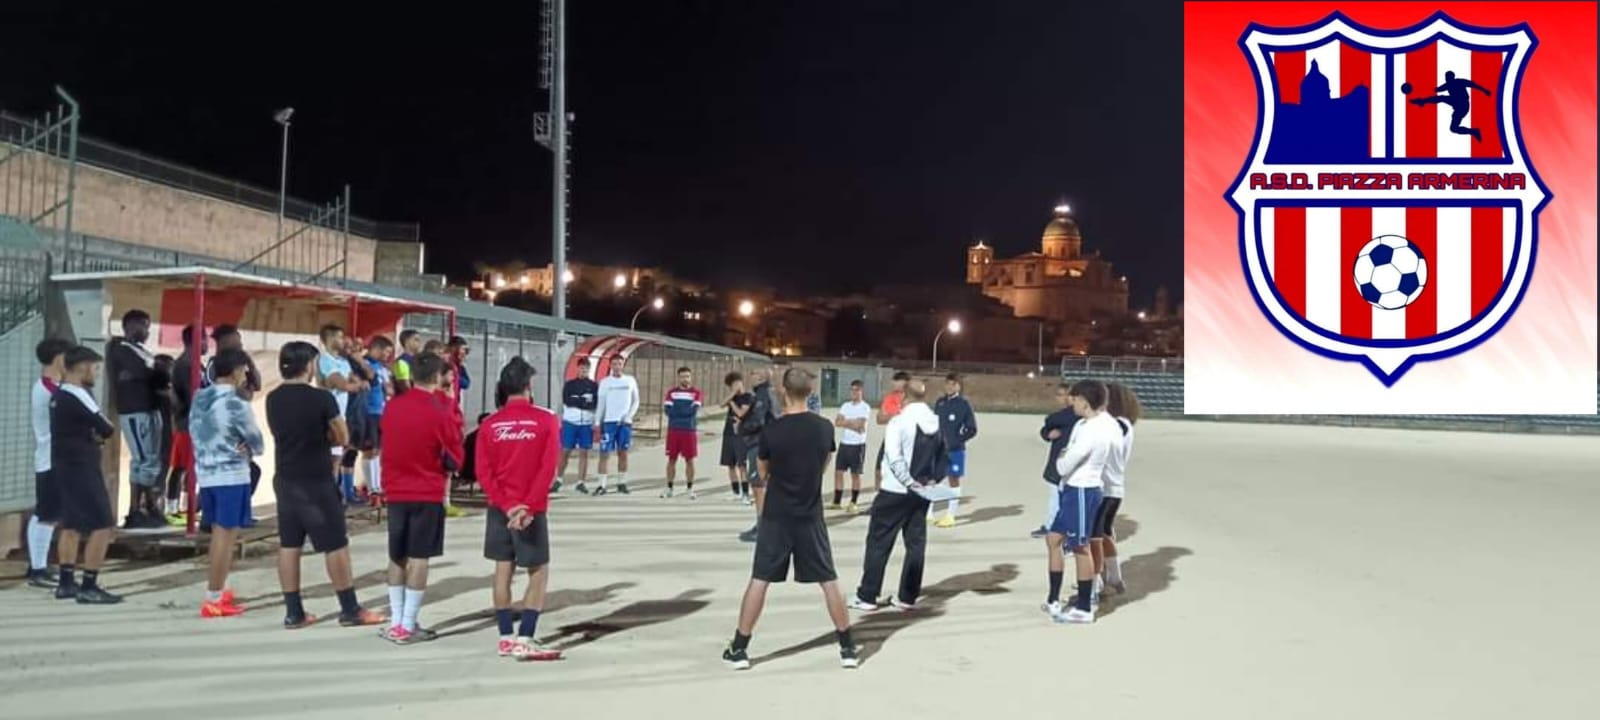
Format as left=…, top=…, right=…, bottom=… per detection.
left=724, top=391, right=754, bottom=435
left=109, top=339, right=158, bottom=414
left=266, top=383, right=340, bottom=487
left=757, top=412, right=835, bottom=520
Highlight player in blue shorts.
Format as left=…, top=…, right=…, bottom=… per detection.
left=592, top=359, right=640, bottom=495
left=1044, top=380, right=1117, bottom=624
left=929, top=373, right=977, bottom=528
left=560, top=360, right=599, bottom=494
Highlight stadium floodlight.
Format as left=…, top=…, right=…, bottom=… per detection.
left=613, top=273, right=627, bottom=290
left=273, top=108, right=295, bottom=245
left=738, top=300, right=756, bottom=317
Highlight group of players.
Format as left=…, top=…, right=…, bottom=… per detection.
left=19, top=314, right=1139, bottom=668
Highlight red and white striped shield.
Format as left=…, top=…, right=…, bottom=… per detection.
left=1227, top=12, right=1550, bottom=385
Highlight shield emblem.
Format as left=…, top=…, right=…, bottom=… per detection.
left=1227, top=11, right=1551, bottom=386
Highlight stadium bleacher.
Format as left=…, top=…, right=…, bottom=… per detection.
left=1061, top=361, right=1600, bottom=434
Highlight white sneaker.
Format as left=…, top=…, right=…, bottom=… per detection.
left=1053, top=607, right=1095, bottom=624
left=891, top=598, right=917, bottom=611
left=1041, top=601, right=1064, bottom=616
left=848, top=597, right=882, bottom=612
left=660, top=488, right=674, bottom=499
left=686, top=489, right=698, bottom=500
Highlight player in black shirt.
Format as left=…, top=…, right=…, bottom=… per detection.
left=108, top=309, right=165, bottom=529
left=722, top=367, right=858, bottom=670
left=719, top=372, right=755, bottom=502
left=266, top=341, right=386, bottom=629
left=51, top=346, right=122, bottom=604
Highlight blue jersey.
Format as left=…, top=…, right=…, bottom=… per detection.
left=366, top=358, right=391, bottom=415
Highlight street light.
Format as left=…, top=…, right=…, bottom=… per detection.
left=273, top=107, right=294, bottom=244
left=932, top=318, right=961, bottom=371
left=738, top=299, right=755, bottom=317
left=561, top=269, right=575, bottom=284
left=613, top=272, right=627, bottom=290
left=631, top=296, right=665, bottom=331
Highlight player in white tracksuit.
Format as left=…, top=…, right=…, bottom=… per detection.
left=1093, top=382, right=1141, bottom=596
left=592, top=358, right=641, bottom=495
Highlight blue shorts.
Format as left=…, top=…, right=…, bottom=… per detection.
left=561, top=421, right=593, bottom=451
left=1049, top=486, right=1103, bottom=549
left=947, top=449, right=967, bottom=479
left=200, top=484, right=252, bottom=531
left=600, top=422, right=633, bottom=453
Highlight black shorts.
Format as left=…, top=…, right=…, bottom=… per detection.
left=357, top=416, right=382, bottom=452
left=484, top=506, right=550, bottom=568
left=388, top=502, right=446, bottom=563
left=57, top=468, right=113, bottom=533
left=835, top=444, right=866, bottom=475
left=751, top=516, right=837, bottom=584
left=719, top=434, right=743, bottom=467
left=34, top=471, right=61, bottom=523
left=276, top=479, right=350, bottom=553
left=743, top=440, right=765, bottom=488
left=1092, top=496, right=1122, bottom=539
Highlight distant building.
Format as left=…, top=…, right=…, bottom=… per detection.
left=1266, top=58, right=1372, bottom=163
left=965, top=205, right=1129, bottom=322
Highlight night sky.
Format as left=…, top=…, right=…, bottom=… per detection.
left=2, top=1, right=1182, bottom=304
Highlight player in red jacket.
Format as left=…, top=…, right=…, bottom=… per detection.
left=377, top=353, right=464, bottom=644
left=476, top=357, right=563, bottom=661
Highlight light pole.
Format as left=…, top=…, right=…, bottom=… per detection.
left=273, top=108, right=294, bottom=245
left=631, top=296, right=664, bottom=331
left=932, top=318, right=961, bottom=371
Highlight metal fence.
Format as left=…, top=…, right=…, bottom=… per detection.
left=0, top=110, right=419, bottom=243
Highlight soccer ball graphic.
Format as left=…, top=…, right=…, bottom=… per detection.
left=1353, top=235, right=1428, bottom=310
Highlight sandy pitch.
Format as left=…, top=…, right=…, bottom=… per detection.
left=2, top=414, right=1597, bottom=720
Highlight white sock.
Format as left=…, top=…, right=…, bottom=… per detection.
left=1093, top=576, right=1103, bottom=595
left=598, top=473, right=609, bottom=489
left=927, top=502, right=936, bottom=518
left=206, top=589, right=223, bottom=603
left=388, top=585, right=406, bottom=628
left=26, top=516, right=53, bottom=570
left=366, top=457, right=383, bottom=494
left=948, top=496, right=961, bottom=517
left=1105, top=557, right=1123, bottom=583
left=402, top=588, right=425, bottom=631
left=617, top=471, right=628, bottom=486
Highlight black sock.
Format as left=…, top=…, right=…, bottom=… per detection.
left=731, top=630, right=751, bottom=651
left=81, top=569, right=99, bottom=591
left=833, top=490, right=843, bottom=505
left=519, top=608, right=541, bottom=638
left=667, top=481, right=674, bottom=490
left=686, top=480, right=693, bottom=490
left=730, top=479, right=740, bottom=494
left=850, top=489, right=860, bottom=504
left=1075, top=580, right=1094, bottom=611
left=1047, top=571, right=1063, bottom=604
left=739, top=481, right=750, bottom=496
left=284, top=591, right=306, bottom=619
left=496, top=608, right=515, bottom=636
left=835, top=628, right=854, bottom=649
left=59, top=564, right=75, bottom=587
left=335, top=588, right=359, bottom=616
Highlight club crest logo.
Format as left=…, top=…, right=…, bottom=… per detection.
left=1227, top=11, right=1551, bottom=385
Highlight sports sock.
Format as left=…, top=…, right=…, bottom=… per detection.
left=833, top=490, right=844, bottom=505
left=835, top=628, right=854, bottom=649
left=366, top=457, right=383, bottom=494
left=81, top=569, right=100, bottom=591
left=284, top=591, right=306, bottom=619
left=598, top=474, right=609, bottom=490
left=739, top=481, right=750, bottom=497
left=59, top=564, right=75, bottom=588
left=729, top=479, right=740, bottom=494
left=206, top=589, right=223, bottom=603
left=401, top=588, right=425, bottom=631
left=496, top=608, right=515, bottom=636
left=850, top=489, right=859, bottom=504
left=518, top=608, right=541, bottom=638
left=336, top=587, right=360, bottom=615
left=730, top=630, right=751, bottom=651
left=26, top=516, right=53, bottom=570
left=388, top=585, right=405, bottom=627
left=1047, top=571, right=1063, bottom=604
left=618, top=472, right=628, bottom=486
left=686, top=478, right=693, bottom=491
left=1105, top=557, right=1123, bottom=583
left=1074, top=580, right=1094, bottom=612
left=340, top=471, right=355, bottom=501
left=948, top=497, right=961, bottom=517
left=666, top=480, right=674, bottom=490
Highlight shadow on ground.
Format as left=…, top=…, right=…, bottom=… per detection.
left=431, top=581, right=638, bottom=638
left=538, top=588, right=712, bottom=650
left=756, top=563, right=1019, bottom=668
left=956, top=504, right=1022, bottom=527
left=1095, top=545, right=1192, bottom=619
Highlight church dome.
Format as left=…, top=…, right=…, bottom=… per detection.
left=1043, top=204, right=1081, bottom=239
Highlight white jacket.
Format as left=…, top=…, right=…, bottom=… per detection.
left=878, top=401, right=939, bottom=495
left=1102, top=417, right=1133, bottom=499
left=1056, top=412, right=1119, bottom=489
left=595, top=374, right=640, bottom=425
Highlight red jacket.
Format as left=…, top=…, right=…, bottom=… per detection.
left=434, top=388, right=464, bottom=429
left=475, top=397, right=561, bottom=514
left=380, top=387, right=465, bottom=504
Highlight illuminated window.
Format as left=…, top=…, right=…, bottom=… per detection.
left=1069, top=268, right=1083, bottom=278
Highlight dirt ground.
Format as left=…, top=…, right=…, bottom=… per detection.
left=2, top=414, right=1597, bottom=720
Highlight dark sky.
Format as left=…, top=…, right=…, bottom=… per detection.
left=2, top=1, right=1182, bottom=304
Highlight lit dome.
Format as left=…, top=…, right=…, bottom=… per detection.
left=1043, top=205, right=1081, bottom=239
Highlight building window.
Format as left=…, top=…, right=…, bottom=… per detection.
left=1024, top=268, right=1036, bottom=284
left=1069, top=268, right=1083, bottom=278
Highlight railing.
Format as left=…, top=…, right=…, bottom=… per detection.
left=1059, top=355, right=1185, bottom=375
left=0, top=111, right=419, bottom=243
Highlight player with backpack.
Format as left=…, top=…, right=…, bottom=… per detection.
left=849, top=378, right=944, bottom=612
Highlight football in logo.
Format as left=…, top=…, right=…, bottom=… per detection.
left=1352, top=235, right=1428, bottom=310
